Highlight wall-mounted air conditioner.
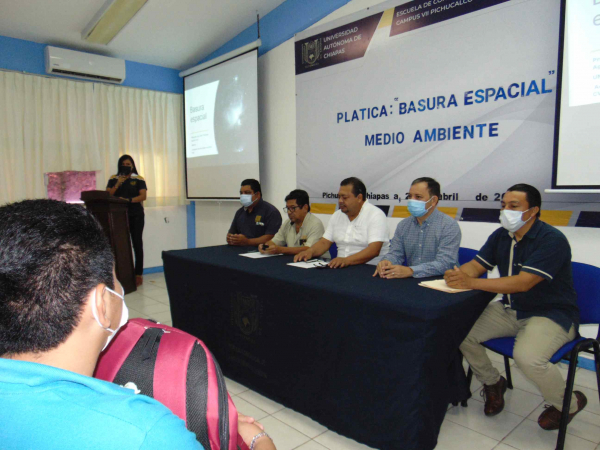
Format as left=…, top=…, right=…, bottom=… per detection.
left=45, top=46, right=126, bottom=84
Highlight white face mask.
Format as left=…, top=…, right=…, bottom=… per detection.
left=240, top=194, right=254, bottom=208
left=499, top=208, right=532, bottom=233
left=92, top=285, right=129, bottom=351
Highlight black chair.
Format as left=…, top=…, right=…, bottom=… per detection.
left=463, top=261, right=600, bottom=450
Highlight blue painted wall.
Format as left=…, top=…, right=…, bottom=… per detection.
left=197, top=0, right=352, bottom=65
left=0, top=34, right=182, bottom=94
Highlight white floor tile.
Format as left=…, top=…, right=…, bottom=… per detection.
left=435, top=421, right=498, bottom=450
left=147, top=278, right=167, bottom=288
left=148, top=291, right=171, bottom=305
left=314, top=430, right=377, bottom=450
left=573, top=367, right=600, bottom=392
left=130, top=302, right=170, bottom=316
left=527, top=404, right=600, bottom=444
left=444, top=402, right=525, bottom=441
left=493, top=445, right=520, bottom=450
left=127, top=309, right=149, bottom=319
left=224, top=376, right=249, bottom=395
left=237, top=390, right=285, bottom=414
left=134, top=284, right=166, bottom=297
left=470, top=386, right=544, bottom=417
left=258, top=416, right=311, bottom=450
left=230, top=395, right=269, bottom=421
left=272, top=408, right=328, bottom=439
left=502, top=419, right=597, bottom=450
left=295, top=441, right=329, bottom=450
left=125, top=295, right=160, bottom=310
left=148, top=310, right=171, bottom=323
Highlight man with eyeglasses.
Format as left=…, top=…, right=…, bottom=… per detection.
left=259, top=189, right=328, bottom=257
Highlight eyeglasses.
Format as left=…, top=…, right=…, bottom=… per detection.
left=283, top=206, right=301, bottom=213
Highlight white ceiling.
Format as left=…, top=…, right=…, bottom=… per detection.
left=0, top=0, right=287, bottom=70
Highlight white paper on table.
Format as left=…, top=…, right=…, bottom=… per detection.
left=418, top=279, right=471, bottom=293
left=287, top=260, right=328, bottom=269
left=239, top=252, right=283, bottom=258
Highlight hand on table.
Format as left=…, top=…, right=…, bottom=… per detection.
left=373, top=260, right=392, bottom=277
left=294, top=248, right=314, bottom=262
left=328, top=257, right=350, bottom=269
left=444, top=265, right=473, bottom=289
left=378, top=264, right=414, bottom=279
left=259, top=244, right=280, bottom=255
left=227, top=233, right=249, bottom=246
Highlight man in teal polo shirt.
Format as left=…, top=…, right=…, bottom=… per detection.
left=445, top=184, right=585, bottom=430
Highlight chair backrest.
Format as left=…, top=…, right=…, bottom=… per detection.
left=572, top=261, right=600, bottom=326
left=329, top=242, right=338, bottom=259
left=458, top=247, right=478, bottom=266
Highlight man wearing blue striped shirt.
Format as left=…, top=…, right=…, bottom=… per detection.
left=374, top=177, right=461, bottom=279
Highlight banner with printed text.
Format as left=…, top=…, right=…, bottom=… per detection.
left=295, top=0, right=599, bottom=224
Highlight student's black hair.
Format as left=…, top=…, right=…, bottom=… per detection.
left=285, top=189, right=310, bottom=212
left=241, top=179, right=261, bottom=194
left=340, top=177, right=367, bottom=201
left=506, top=183, right=542, bottom=218
left=0, top=200, right=114, bottom=356
left=411, top=177, right=441, bottom=199
left=117, top=154, right=139, bottom=175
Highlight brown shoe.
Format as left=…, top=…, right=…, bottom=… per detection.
left=136, top=275, right=143, bottom=287
left=538, top=391, right=587, bottom=431
left=481, top=376, right=507, bottom=416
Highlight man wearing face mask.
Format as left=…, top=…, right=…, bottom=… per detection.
left=258, top=189, right=329, bottom=258
left=0, top=200, right=204, bottom=449
left=373, top=177, right=460, bottom=279
left=227, top=179, right=282, bottom=247
left=445, top=184, right=585, bottom=429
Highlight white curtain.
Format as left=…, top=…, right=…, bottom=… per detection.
left=0, top=71, right=184, bottom=206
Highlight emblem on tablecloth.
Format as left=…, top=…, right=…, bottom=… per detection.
left=232, top=292, right=260, bottom=336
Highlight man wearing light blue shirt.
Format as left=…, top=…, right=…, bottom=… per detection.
left=374, top=177, right=460, bottom=279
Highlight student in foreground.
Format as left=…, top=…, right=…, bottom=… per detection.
left=445, top=184, right=585, bottom=429
left=0, top=199, right=274, bottom=450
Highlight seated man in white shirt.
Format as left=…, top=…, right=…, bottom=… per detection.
left=294, top=177, right=390, bottom=268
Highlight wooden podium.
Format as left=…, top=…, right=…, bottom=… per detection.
left=81, top=191, right=137, bottom=294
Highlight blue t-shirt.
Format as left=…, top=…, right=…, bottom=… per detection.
left=475, top=219, right=579, bottom=332
left=0, top=358, right=203, bottom=450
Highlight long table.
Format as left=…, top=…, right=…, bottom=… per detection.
left=163, top=246, right=495, bottom=450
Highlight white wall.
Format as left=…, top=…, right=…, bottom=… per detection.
left=143, top=206, right=188, bottom=268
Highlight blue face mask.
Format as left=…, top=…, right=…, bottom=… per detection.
left=407, top=198, right=433, bottom=218
left=240, top=194, right=254, bottom=208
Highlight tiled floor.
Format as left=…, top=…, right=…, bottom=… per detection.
left=131, top=272, right=600, bottom=450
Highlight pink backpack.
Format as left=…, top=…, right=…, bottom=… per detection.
left=94, top=318, right=249, bottom=450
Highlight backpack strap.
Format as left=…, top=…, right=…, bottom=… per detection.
left=153, top=330, right=196, bottom=423
left=93, top=319, right=147, bottom=382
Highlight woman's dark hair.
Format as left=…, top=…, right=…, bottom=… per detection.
left=117, top=154, right=139, bottom=175
left=285, top=189, right=310, bottom=212
left=0, top=200, right=114, bottom=356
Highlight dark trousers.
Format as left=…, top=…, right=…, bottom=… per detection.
left=129, top=213, right=145, bottom=276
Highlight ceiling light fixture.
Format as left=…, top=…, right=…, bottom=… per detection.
left=82, top=0, right=148, bottom=45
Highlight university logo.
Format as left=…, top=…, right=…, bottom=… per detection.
left=232, top=292, right=260, bottom=336
left=302, top=38, right=322, bottom=66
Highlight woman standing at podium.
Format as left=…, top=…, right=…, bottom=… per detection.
left=106, top=155, right=147, bottom=286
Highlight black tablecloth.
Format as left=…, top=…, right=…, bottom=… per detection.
left=163, top=246, right=495, bottom=450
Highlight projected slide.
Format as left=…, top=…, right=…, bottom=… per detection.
left=555, top=0, right=600, bottom=187
left=184, top=50, right=259, bottom=198
left=568, top=1, right=600, bottom=107
left=185, top=80, right=219, bottom=157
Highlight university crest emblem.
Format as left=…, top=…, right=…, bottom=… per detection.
left=302, top=38, right=322, bottom=66
left=233, top=292, right=260, bottom=336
